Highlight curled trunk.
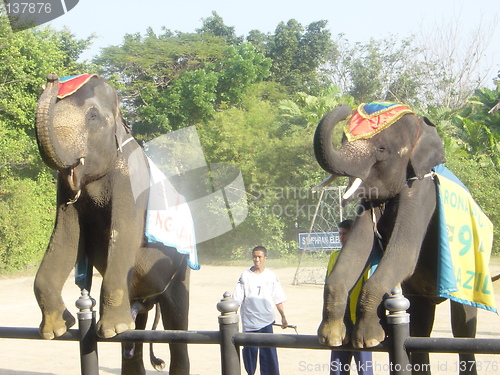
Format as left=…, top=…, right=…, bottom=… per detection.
left=313, top=104, right=353, bottom=176
left=35, top=73, right=73, bottom=170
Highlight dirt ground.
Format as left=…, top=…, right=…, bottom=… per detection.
left=1, top=263, right=500, bottom=374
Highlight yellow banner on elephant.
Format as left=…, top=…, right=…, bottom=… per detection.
left=435, top=165, right=496, bottom=312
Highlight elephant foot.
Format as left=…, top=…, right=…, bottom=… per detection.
left=168, top=343, right=190, bottom=375
left=121, top=358, right=146, bottom=375
left=39, top=309, right=76, bottom=340
left=97, top=318, right=135, bottom=338
left=317, top=318, right=349, bottom=347
left=352, top=318, right=386, bottom=348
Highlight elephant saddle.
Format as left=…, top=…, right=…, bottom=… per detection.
left=434, top=164, right=496, bottom=312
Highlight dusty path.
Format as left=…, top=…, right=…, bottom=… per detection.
left=1, top=263, right=500, bottom=374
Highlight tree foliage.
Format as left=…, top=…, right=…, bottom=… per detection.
left=96, top=28, right=271, bottom=141
left=0, top=12, right=93, bottom=271
left=1, top=11, right=500, bottom=272
left=267, top=19, right=335, bottom=94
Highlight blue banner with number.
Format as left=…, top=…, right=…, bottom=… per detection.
left=435, top=165, right=496, bottom=312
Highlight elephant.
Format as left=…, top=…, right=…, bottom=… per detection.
left=313, top=103, right=486, bottom=375
left=34, top=73, right=191, bottom=374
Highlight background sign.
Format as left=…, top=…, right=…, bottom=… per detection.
left=298, top=232, right=341, bottom=250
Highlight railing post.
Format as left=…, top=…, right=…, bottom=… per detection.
left=76, top=289, right=98, bottom=375
left=385, top=286, right=411, bottom=375
left=217, top=292, right=241, bottom=375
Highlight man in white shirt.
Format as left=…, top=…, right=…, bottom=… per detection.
left=233, top=246, right=287, bottom=375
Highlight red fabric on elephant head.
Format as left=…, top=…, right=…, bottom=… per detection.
left=344, top=102, right=414, bottom=142
left=57, top=74, right=97, bottom=99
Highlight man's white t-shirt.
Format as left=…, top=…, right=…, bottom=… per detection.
left=233, top=267, right=287, bottom=332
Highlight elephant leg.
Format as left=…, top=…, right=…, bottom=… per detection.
left=407, top=295, right=436, bottom=375
left=96, top=210, right=143, bottom=338
left=450, top=301, right=477, bottom=375
left=121, top=309, right=148, bottom=375
left=34, top=204, right=79, bottom=339
left=353, top=184, right=436, bottom=348
left=318, top=208, right=375, bottom=347
left=97, top=263, right=136, bottom=338
left=160, top=257, right=190, bottom=375
left=353, top=246, right=422, bottom=348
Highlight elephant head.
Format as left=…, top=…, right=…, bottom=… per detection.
left=313, top=103, right=445, bottom=201
left=35, top=73, right=130, bottom=198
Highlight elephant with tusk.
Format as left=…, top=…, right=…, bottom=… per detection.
left=314, top=102, right=496, bottom=375
left=34, top=73, right=193, bottom=375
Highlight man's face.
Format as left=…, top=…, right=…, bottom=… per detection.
left=339, top=227, right=350, bottom=246
left=252, top=250, right=266, bottom=268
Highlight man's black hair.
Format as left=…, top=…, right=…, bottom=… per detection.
left=252, top=245, right=267, bottom=256
left=338, top=219, right=353, bottom=231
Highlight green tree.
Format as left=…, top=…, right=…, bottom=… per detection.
left=278, top=86, right=354, bottom=132
left=213, top=43, right=271, bottom=105
left=246, top=29, right=269, bottom=54
left=165, top=69, right=219, bottom=129
left=0, top=13, right=93, bottom=271
left=97, top=31, right=271, bottom=141
left=268, top=19, right=335, bottom=94
left=197, top=11, right=242, bottom=45
left=0, top=172, right=55, bottom=271
left=195, top=84, right=350, bottom=259
left=331, top=35, right=424, bottom=105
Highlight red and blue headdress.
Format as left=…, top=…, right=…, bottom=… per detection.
left=57, top=74, right=97, bottom=99
left=344, top=102, right=414, bottom=142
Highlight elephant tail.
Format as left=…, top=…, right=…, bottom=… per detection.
left=149, top=303, right=166, bottom=371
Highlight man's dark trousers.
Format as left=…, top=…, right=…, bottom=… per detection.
left=242, top=323, right=279, bottom=375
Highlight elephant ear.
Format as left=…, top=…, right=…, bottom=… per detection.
left=409, top=116, right=446, bottom=179
left=115, top=112, right=132, bottom=152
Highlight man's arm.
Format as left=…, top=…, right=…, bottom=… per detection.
left=276, top=303, right=288, bottom=328
left=232, top=276, right=245, bottom=306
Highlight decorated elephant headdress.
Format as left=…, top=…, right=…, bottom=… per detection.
left=344, top=102, right=414, bottom=141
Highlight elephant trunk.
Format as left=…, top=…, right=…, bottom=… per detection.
left=314, top=104, right=355, bottom=176
left=314, top=105, right=375, bottom=200
left=35, top=73, right=74, bottom=170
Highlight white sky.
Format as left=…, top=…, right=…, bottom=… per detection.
left=48, top=0, right=499, bottom=82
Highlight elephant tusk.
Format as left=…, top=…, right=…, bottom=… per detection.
left=342, top=178, right=362, bottom=200
left=66, top=190, right=81, bottom=206
left=311, top=174, right=337, bottom=192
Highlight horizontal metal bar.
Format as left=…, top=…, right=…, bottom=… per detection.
left=0, top=327, right=220, bottom=345
left=3, top=326, right=500, bottom=356
left=234, top=332, right=387, bottom=352
left=103, top=330, right=220, bottom=344
left=0, top=327, right=79, bottom=341
left=405, top=337, right=500, bottom=355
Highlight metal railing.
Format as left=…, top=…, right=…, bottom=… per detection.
left=1, top=288, right=499, bottom=374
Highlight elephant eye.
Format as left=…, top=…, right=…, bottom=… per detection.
left=86, top=107, right=102, bottom=125
left=375, top=146, right=388, bottom=161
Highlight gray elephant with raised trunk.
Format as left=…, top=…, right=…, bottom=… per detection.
left=34, top=73, right=190, bottom=375
left=313, top=102, right=494, bottom=375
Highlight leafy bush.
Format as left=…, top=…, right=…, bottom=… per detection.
left=0, top=172, right=55, bottom=271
